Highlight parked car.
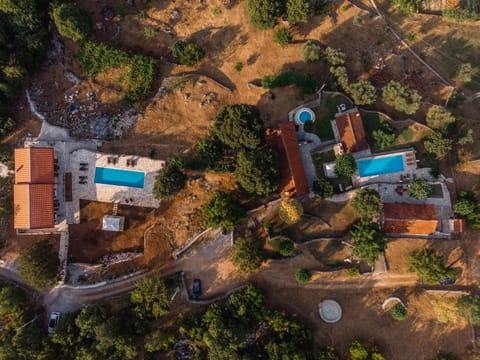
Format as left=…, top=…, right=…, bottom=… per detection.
left=48, top=312, right=60, bottom=333
left=192, top=279, right=201, bottom=300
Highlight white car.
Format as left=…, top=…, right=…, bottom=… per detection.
left=48, top=312, right=60, bottom=333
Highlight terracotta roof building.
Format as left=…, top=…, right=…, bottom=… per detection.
left=13, top=148, right=55, bottom=230
left=266, top=122, right=309, bottom=198
left=332, top=109, right=369, bottom=153
left=383, top=203, right=438, bottom=235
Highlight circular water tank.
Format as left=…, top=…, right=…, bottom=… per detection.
left=319, top=299, right=342, bottom=323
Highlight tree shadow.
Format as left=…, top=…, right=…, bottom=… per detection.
left=187, top=25, right=242, bottom=63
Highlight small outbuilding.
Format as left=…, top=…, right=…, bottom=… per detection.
left=102, top=215, right=125, bottom=232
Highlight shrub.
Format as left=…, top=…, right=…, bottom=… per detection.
left=286, top=0, right=310, bottom=24
left=202, top=191, right=245, bottom=230
left=171, top=40, right=205, bottom=66
left=213, top=104, right=265, bottom=149
left=382, top=81, right=421, bottom=115
left=313, top=177, right=335, bottom=198
left=393, top=0, right=423, bottom=13
left=196, top=138, right=223, bottom=168
left=246, top=0, right=281, bottom=29
left=313, top=0, right=328, bottom=15
left=423, top=131, right=453, bottom=159
left=143, top=26, right=159, bottom=38
left=456, top=63, right=473, bottom=83
left=273, top=28, right=292, bottom=48
left=348, top=80, right=377, bottom=105
left=153, top=163, right=187, bottom=199
left=52, top=3, right=92, bottom=42
left=458, top=295, right=480, bottom=325
left=351, top=188, right=383, bottom=219
left=0, top=117, right=15, bottom=137
left=323, top=47, right=345, bottom=66
left=301, top=41, right=322, bottom=63
left=454, top=197, right=476, bottom=216
left=425, top=106, right=457, bottom=130
left=347, top=267, right=360, bottom=277
left=348, top=340, right=369, bottom=360
left=232, top=236, right=265, bottom=274
left=408, top=248, right=456, bottom=284
left=391, top=303, right=407, bottom=320
left=430, top=298, right=459, bottom=323
left=350, top=220, right=386, bottom=266
left=278, top=198, right=304, bottom=224
left=234, top=62, right=243, bottom=72
left=295, top=269, right=311, bottom=284
left=18, top=239, right=60, bottom=289
left=372, top=126, right=396, bottom=150
left=334, top=153, right=356, bottom=177
left=400, top=127, right=414, bottom=141
left=262, top=71, right=317, bottom=94
left=408, top=178, right=432, bottom=199
left=235, top=149, right=279, bottom=197
left=270, top=238, right=295, bottom=256
left=329, top=66, right=349, bottom=91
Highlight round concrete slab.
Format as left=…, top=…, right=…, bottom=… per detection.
left=319, top=300, right=342, bottom=323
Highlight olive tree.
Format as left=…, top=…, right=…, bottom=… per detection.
left=301, top=41, right=322, bottom=63
left=351, top=188, right=383, bottom=219
left=408, top=178, right=432, bottom=199
left=423, top=131, right=453, bottom=159
left=202, top=191, right=245, bottom=230
left=382, top=81, right=421, bottom=115
left=286, top=0, right=310, bottom=24
left=52, top=3, right=92, bottom=42
left=235, top=149, right=279, bottom=197
left=232, top=236, right=265, bottom=274
left=153, top=162, right=187, bottom=199
left=348, top=80, right=377, bottom=105
left=408, top=249, right=456, bottom=284
left=425, top=106, right=457, bottom=130
left=246, top=0, right=281, bottom=29
left=350, top=220, right=386, bottom=266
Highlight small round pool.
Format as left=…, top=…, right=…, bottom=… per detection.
left=294, top=107, right=316, bottom=125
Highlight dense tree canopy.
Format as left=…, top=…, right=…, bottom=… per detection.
left=153, top=162, right=187, bottom=199
left=423, top=131, right=453, bottom=159
left=202, top=191, right=245, bottom=230
left=454, top=197, right=476, bottom=216
left=382, top=81, right=421, bottom=114
left=0, top=284, right=27, bottom=319
left=196, top=137, right=224, bottom=169
left=349, top=80, right=377, bottom=105
left=372, top=125, right=396, bottom=150
left=408, top=249, right=456, bottom=284
left=350, top=220, right=387, bottom=266
left=235, top=149, right=279, bottom=197
left=129, top=277, right=172, bottom=320
left=52, top=3, right=92, bottom=42
left=324, top=47, right=346, bottom=66
left=18, top=240, right=60, bottom=289
left=273, top=28, right=292, bottom=48
left=313, top=177, right=335, bottom=198
left=231, top=236, right=265, bottom=274
left=335, top=153, right=357, bottom=177
left=278, top=198, right=304, bottom=224
left=286, top=0, right=310, bottom=24
left=352, top=188, right=383, bottom=219
left=425, top=106, right=457, bottom=130
left=408, top=178, right=432, bottom=199
left=246, top=0, right=282, bottom=29
left=213, top=104, right=265, bottom=149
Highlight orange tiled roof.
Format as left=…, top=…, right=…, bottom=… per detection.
left=334, top=110, right=368, bottom=153
left=266, top=123, right=309, bottom=197
left=14, top=184, right=54, bottom=229
left=383, top=203, right=438, bottom=235
left=14, top=148, right=54, bottom=184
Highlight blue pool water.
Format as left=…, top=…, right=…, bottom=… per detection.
left=357, top=154, right=405, bottom=177
left=94, top=167, right=145, bottom=188
left=299, top=110, right=312, bottom=124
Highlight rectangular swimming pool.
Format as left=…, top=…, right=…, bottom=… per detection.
left=357, top=154, right=405, bottom=177
left=94, top=167, right=145, bottom=188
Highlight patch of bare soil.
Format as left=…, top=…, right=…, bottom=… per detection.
left=1, top=234, right=60, bottom=264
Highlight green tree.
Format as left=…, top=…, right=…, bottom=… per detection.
left=75, top=304, right=109, bottom=338
left=408, top=178, right=432, bottom=199
left=228, top=284, right=266, bottom=322
left=372, top=127, right=396, bottom=150
left=408, top=248, right=456, bottom=284
left=324, top=47, right=345, bottom=66
left=456, top=63, right=472, bottom=83
left=316, top=347, right=339, bottom=360
left=18, top=239, right=59, bottom=289
left=348, top=80, right=377, bottom=105
left=213, top=104, right=265, bottom=149
left=235, top=149, right=279, bottom=197
left=196, top=137, right=223, bottom=168
left=202, top=191, right=245, bottom=230
left=454, top=197, right=476, bottom=216
left=329, top=66, right=349, bottom=90
left=350, top=220, right=386, bottom=266
left=246, top=0, right=281, bottom=29
left=425, top=106, right=457, bottom=130
left=278, top=239, right=295, bottom=256
left=52, top=3, right=91, bottom=42
left=393, top=0, right=423, bottom=13
left=232, top=236, right=264, bottom=274
left=153, top=162, right=187, bottom=199
left=301, top=41, right=322, bottom=63
left=458, top=295, right=480, bottom=325
left=0, top=284, right=27, bottom=318
left=295, top=269, right=312, bottom=284
left=348, top=340, right=369, bottom=360
left=313, top=177, right=335, bottom=198
left=0, top=117, right=15, bottom=136
left=423, top=131, right=453, bottom=159
left=391, top=303, right=407, bottom=320
left=171, top=40, right=205, bottom=66
left=278, top=198, right=303, bottom=224
left=286, top=0, right=310, bottom=24
left=273, top=28, right=292, bottom=48
left=382, top=81, right=421, bottom=114
left=144, top=329, right=175, bottom=352
left=351, top=188, right=383, bottom=219
left=130, top=277, right=172, bottom=320
left=334, top=153, right=357, bottom=177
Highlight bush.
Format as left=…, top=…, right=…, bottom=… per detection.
left=382, top=81, right=421, bottom=115
left=262, top=71, right=317, bottom=94
left=295, top=269, right=311, bottom=284
left=246, top=0, right=281, bottom=29
left=196, top=138, right=223, bottom=169
left=351, top=188, right=383, bottom=219
left=18, top=239, right=60, bottom=289
left=372, top=125, right=396, bottom=150
left=458, top=295, right=480, bottom=325
left=348, top=80, right=377, bottom=105
left=213, top=104, right=265, bottom=149
left=235, top=149, right=279, bottom=197
left=456, top=63, right=473, bottom=83
left=313, top=177, right=335, bottom=198
left=286, top=0, right=310, bottom=24
left=391, top=303, right=407, bottom=320
left=52, top=3, right=92, bottom=42
left=143, top=26, right=159, bottom=38
left=272, top=28, right=292, bottom=48
left=430, top=298, right=459, bottom=323
left=348, top=340, right=369, bottom=360
left=232, top=236, right=265, bottom=274
left=425, top=106, right=457, bottom=130
left=153, top=163, right=187, bottom=199
left=329, top=66, right=349, bottom=91
left=423, top=131, right=453, bottom=159
left=278, top=198, right=304, bottom=224
left=301, top=41, right=322, bottom=63
left=408, top=178, right=432, bottom=199
left=400, top=127, right=414, bottom=141
left=408, top=249, right=456, bottom=284
left=324, top=47, right=345, bottom=66
left=270, top=238, right=295, bottom=256
left=334, top=154, right=356, bottom=177
left=347, top=267, right=360, bottom=277
left=234, top=62, right=243, bottom=72
left=171, top=40, right=205, bottom=66
left=350, top=220, right=386, bottom=266
left=454, top=197, right=476, bottom=216
left=202, top=191, right=245, bottom=230
left=393, top=0, right=423, bottom=13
